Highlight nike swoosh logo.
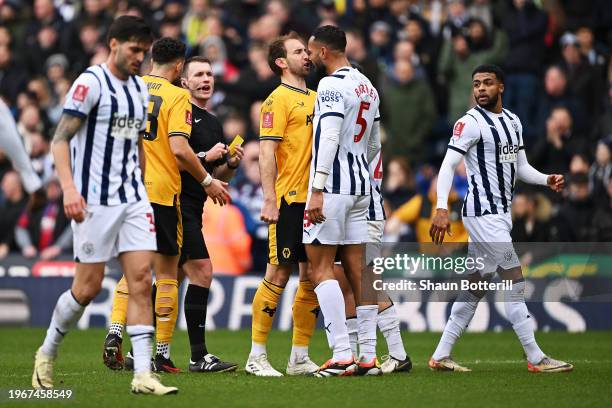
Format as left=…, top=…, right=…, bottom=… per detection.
left=194, top=118, right=202, bottom=123
left=198, top=324, right=206, bottom=328
left=144, top=386, right=155, bottom=392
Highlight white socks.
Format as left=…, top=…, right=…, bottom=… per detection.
left=289, top=345, right=309, bottom=363
left=377, top=306, right=407, bottom=360
left=250, top=342, right=267, bottom=358
left=127, top=325, right=154, bottom=374
left=432, top=291, right=480, bottom=360
left=505, top=280, right=545, bottom=364
left=356, top=305, right=378, bottom=361
left=41, top=290, right=85, bottom=358
left=346, top=317, right=359, bottom=359
left=314, top=280, right=352, bottom=362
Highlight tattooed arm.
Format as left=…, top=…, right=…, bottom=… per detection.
left=52, top=114, right=87, bottom=222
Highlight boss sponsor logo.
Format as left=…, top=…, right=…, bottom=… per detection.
left=318, top=89, right=342, bottom=103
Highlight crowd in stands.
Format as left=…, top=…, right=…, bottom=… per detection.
left=0, top=0, right=610, bottom=272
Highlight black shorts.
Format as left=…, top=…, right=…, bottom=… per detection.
left=179, top=203, right=209, bottom=266
left=268, top=199, right=307, bottom=265
left=152, top=203, right=182, bottom=256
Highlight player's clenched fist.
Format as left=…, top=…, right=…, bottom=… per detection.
left=62, top=185, right=87, bottom=223
left=260, top=199, right=279, bottom=224
left=547, top=174, right=564, bottom=192
left=429, top=208, right=452, bottom=245
left=306, top=191, right=326, bottom=224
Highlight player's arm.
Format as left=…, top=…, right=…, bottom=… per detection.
left=258, top=93, right=288, bottom=224
left=366, top=113, right=382, bottom=163
left=138, top=133, right=146, bottom=177
left=516, top=150, right=564, bottom=192
left=52, top=113, right=87, bottom=222
left=309, top=80, right=344, bottom=224
left=430, top=116, right=478, bottom=245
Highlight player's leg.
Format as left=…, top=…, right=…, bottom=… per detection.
left=499, top=266, right=573, bottom=373
left=285, top=200, right=319, bottom=375
left=103, top=275, right=129, bottom=370
left=117, top=199, right=177, bottom=394
left=182, top=250, right=238, bottom=373
left=333, top=263, right=358, bottom=359
left=33, top=262, right=104, bottom=389
left=149, top=203, right=181, bottom=373
left=245, top=262, right=290, bottom=376
left=286, top=262, right=320, bottom=375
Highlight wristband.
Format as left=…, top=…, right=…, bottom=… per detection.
left=200, top=173, right=213, bottom=187
left=312, top=171, right=328, bottom=190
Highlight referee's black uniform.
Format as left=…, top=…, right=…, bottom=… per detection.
left=179, top=103, right=226, bottom=265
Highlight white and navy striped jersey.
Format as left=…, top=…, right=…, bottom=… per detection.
left=368, top=150, right=386, bottom=221
left=63, top=64, right=149, bottom=206
left=311, top=66, right=380, bottom=196
left=448, top=106, right=523, bottom=217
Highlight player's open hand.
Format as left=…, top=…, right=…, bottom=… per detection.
left=261, top=199, right=279, bottom=224
left=206, top=143, right=228, bottom=162
left=228, top=145, right=244, bottom=168
left=429, top=209, right=452, bottom=245
left=63, top=185, right=87, bottom=223
left=547, top=174, right=564, bottom=193
left=306, top=191, right=326, bottom=224
left=205, top=179, right=230, bottom=206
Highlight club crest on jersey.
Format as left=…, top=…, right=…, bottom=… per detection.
left=453, top=121, right=465, bottom=138
left=72, top=85, right=89, bottom=102
left=498, top=143, right=519, bottom=163
left=511, top=120, right=519, bottom=132
left=262, top=112, right=273, bottom=128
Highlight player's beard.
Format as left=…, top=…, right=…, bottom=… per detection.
left=475, top=92, right=499, bottom=110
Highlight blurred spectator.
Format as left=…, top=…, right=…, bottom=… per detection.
left=266, top=0, right=310, bottom=37
left=555, top=172, right=596, bottom=241
left=24, top=24, right=63, bottom=76
left=569, top=153, right=590, bottom=174
left=441, top=0, right=470, bottom=41
left=438, top=19, right=508, bottom=123
left=383, top=60, right=437, bottom=164
left=531, top=107, right=575, bottom=176
left=345, top=29, right=381, bottom=86
left=388, top=39, right=425, bottom=81
left=202, top=198, right=252, bottom=275
left=589, top=140, right=611, bottom=203
left=47, top=77, right=71, bottom=125
left=230, top=141, right=266, bottom=271
left=402, top=18, right=438, bottom=90
left=559, top=32, right=604, bottom=124
left=200, top=35, right=239, bottom=82
left=385, top=175, right=467, bottom=244
left=576, top=26, right=608, bottom=69
left=382, top=156, right=416, bottom=211
left=467, top=0, right=493, bottom=31
left=24, top=0, right=66, bottom=53
left=29, top=133, right=53, bottom=182
left=182, top=0, right=211, bottom=47
left=591, top=178, right=612, bottom=241
left=0, top=43, right=27, bottom=104
left=511, top=192, right=553, bottom=242
left=368, top=20, right=393, bottom=65
left=247, top=100, right=262, bottom=141
left=502, top=0, right=548, bottom=133
left=68, top=21, right=103, bottom=75
left=15, top=178, right=71, bottom=260
left=532, top=65, right=585, bottom=141
left=0, top=171, right=27, bottom=258
left=223, top=112, right=248, bottom=144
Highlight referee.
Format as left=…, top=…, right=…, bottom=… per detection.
left=179, top=56, right=243, bottom=372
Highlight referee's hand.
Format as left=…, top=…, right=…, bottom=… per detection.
left=261, top=199, right=279, bottom=224
left=430, top=208, right=452, bottom=245
left=205, top=179, right=230, bottom=206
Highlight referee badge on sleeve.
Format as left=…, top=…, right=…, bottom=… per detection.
left=185, top=110, right=192, bottom=125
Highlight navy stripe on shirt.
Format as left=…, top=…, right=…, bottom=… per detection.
left=100, top=95, right=118, bottom=205
left=347, top=152, right=356, bottom=195
left=81, top=102, right=99, bottom=201
left=332, top=147, right=341, bottom=194
left=470, top=174, right=482, bottom=216
left=498, top=117, right=517, bottom=200
left=476, top=135, right=497, bottom=214
left=475, top=107, right=507, bottom=213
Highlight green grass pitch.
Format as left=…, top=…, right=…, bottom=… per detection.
left=1, top=329, right=611, bottom=407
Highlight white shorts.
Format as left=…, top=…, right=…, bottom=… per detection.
left=462, top=212, right=520, bottom=275
left=72, top=199, right=157, bottom=263
left=303, top=193, right=369, bottom=245
left=366, top=220, right=384, bottom=265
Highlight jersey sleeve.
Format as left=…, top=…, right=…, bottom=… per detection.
left=168, top=91, right=192, bottom=138
left=447, top=115, right=480, bottom=155
left=62, top=71, right=102, bottom=119
left=138, top=78, right=149, bottom=132
left=515, top=114, right=524, bottom=149
left=316, top=77, right=345, bottom=118
left=259, top=93, right=287, bottom=141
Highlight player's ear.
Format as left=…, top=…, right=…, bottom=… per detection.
left=109, top=38, right=119, bottom=52
left=275, top=57, right=286, bottom=71
left=499, top=81, right=504, bottom=94
left=180, top=77, right=187, bottom=88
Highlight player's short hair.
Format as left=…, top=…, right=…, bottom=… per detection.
left=311, top=25, right=346, bottom=53
left=151, top=37, right=186, bottom=65
left=472, top=64, right=505, bottom=84
left=267, top=31, right=304, bottom=76
left=182, top=56, right=212, bottom=76
left=106, top=15, right=153, bottom=45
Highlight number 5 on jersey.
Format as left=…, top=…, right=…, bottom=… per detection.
left=354, top=101, right=370, bottom=143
